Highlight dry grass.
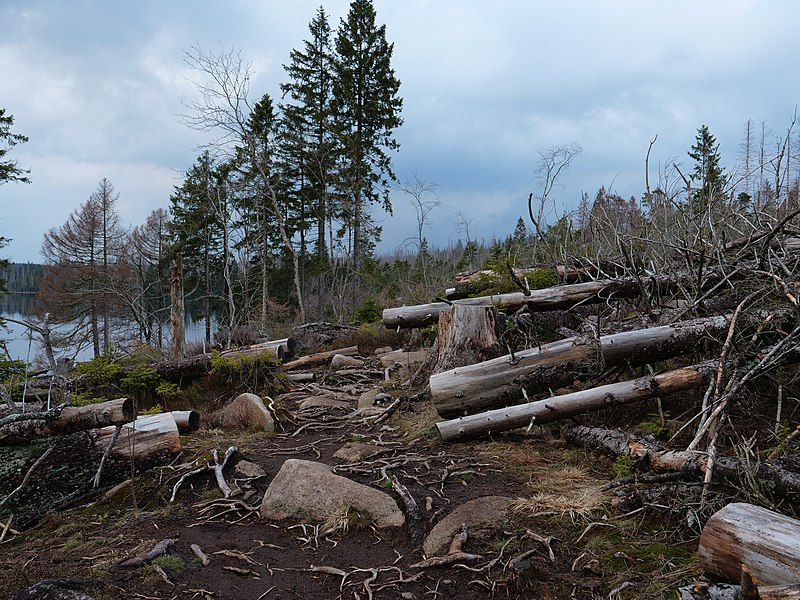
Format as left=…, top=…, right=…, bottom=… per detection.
left=512, top=463, right=608, bottom=521
left=320, top=504, right=369, bottom=535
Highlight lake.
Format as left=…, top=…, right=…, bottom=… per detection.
left=1, top=294, right=214, bottom=364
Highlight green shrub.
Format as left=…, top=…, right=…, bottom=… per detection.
left=210, top=349, right=283, bottom=395
left=120, top=364, right=162, bottom=400
left=351, top=298, right=383, bottom=325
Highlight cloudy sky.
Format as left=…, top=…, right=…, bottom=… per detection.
left=2, top=0, right=800, bottom=263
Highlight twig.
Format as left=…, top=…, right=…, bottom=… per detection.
left=93, top=424, right=122, bottom=488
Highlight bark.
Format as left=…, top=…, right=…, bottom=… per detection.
left=384, top=278, right=643, bottom=329
left=169, top=253, right=185, bottom=361
left=699, top=502, right=800, bottom=586
left=433, top=304, right=502, bottom=374
left=93, top=412, right=181, bottom=460
left=445, top=264, right=607, bottom=299
left=430, top=314, right=730, bottom=418
left=561, top=423, right=800, bottom=503
left=437, top=363, right=713, bottom=442
left=281, top=346, right=360, bottom=371
left=170, top=410, right=200, bottom=433
left=152, top=339, right=291, bottom=383
left=0, top=398, right=135, bottom=445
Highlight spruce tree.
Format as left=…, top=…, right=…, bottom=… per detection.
left=332, top=0, right=403, bottom=270
left=688, top=125, right=727, bottom=211
left=281, top=6, right=337, bottom=262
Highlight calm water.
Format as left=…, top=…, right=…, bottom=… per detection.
left=1, top=294, right=213, bottom=364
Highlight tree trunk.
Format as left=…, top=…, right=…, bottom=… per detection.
left=0, top=398, right=135, bottom=445
left=561, top=423, right=800, bottom=502
left=433, top=304, right=502, bottom=374
left=699, top=502, right=800, bottom=586
left=169, top=253, right=185, bottom=361
left=170, top=410, right=200, bottom=433
left=437, top=364, right=713, bottom=442
left=383, top=278, right=643, bottom=329
left=430, top=314, right=730, bottom=418
left=152, top=339, right=290, bottom=383
left=93, top=412, right=181, bottom=460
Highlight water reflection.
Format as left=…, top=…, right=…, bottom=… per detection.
left=0, top=294, right=213, bottom=364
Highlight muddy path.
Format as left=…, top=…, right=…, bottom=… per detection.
left=0, top=358, right=706, bottom=599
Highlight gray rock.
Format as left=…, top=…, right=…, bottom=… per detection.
left=333, top=442, right=386, bottom=463
left=234, top=459, right=266, bottom=479
left=298, top=395, right=351, bottom=410
left=222, top=393, right=274, bottom=432
left=423, top=496, right=515, bottom=557
left=330, top=354, right=365, bottom=369
left=260, top=459, right=404, bottom=529
left=379, top=350, right=428, bottom=369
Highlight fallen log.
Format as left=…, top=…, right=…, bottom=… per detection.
left=437, top=363, right=714, bottom=441
left=94, top=412, right=181, bottom=460
left=699, top=502, right=800, bottom=586
left=170, top=410, right=200, bottom=433
left=561, top=423, right=800, bottom=502
left=445, top=264, right=607, bottom=299
left=0, top=398, right=135, bottom=445
left=430, top=314, right=730, bottom=418
left=152, top=338, right=292, bottom=383
left=384, top=278, right=643, bottom=329
left=434, top=304, right=502, bottom=374
left=281, top=346, right=360, bottom=371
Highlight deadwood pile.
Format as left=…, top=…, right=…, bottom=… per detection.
left=383, top=233, right=800, bottom=508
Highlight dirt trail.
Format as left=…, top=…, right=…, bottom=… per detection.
left=0, top=358, right=705, bottom=599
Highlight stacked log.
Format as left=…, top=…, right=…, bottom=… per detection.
left=94, top=412, right=182, bottom=460
left=430, top=314, right=730, bottom=418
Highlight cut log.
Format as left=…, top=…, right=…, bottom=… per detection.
left=434, top=304, right=502, bottom=373
left=383, top=278, right=643, bottom=329
left=430, top=314, right=730, bottom=418
left=219, top=337, right=297, bottom=359
left=437, top=363, right=713, bottom=441
left=170, top=410, right=200, bottom=433
left=699, top=502, right=800, bottom=586
left=281, top=346, right=360, bottom=371
left=285, top=372, right=316, bottom=384
left=94, top=413, right=181, bottom=460
left=445, top=265, right=605, bottom=300
left=0, top=398, right=136, bottom=445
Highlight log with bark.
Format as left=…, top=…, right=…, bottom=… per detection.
left=445, top=264, right=609, bottom=299
left=561, top=423, right=800, bottom=503
left=384, top=278, right=644, bottom=329
left=94, top=412, right=181, bottom=460
left=698, top=502, right=800, bottom=586
left=430, top=314, right=731, bottom=418
left=152, top=338, right=293, bottom=383
left=170, top=410, right=200, bottom=433
left=0, top=397, right=136, bottom=445
left=437, top=363, right=714, bottom=441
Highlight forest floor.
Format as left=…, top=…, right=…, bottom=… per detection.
left=0, top=356, right=739, bottom=600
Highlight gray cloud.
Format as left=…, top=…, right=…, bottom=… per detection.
left=3, top=0, right=800, bottom=261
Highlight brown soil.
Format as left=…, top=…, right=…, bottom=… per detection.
left=0, top=363, right=713, bottom=600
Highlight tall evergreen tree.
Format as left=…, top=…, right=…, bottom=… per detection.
left=0, top=108, right=30, bottom=186
left=281, top=6, right=338, bottom=262
left=332, top=0, right=403, bottom=270
left=169, top=153, right=225, bottom=346
left=688, top=125, right=727, bottom=211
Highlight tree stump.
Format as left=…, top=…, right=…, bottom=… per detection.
left=433, top=304, right=502, bottom=374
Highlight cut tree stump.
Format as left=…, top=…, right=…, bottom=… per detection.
left=0, top=397, right=136, bottom=445
left=430, top=314, right=730, bottom=418
left=434, top=304, right=502, bottom=374
left=94, top=413, right=181, bottom=460
left=699, top=502, right=800, bottom=586
left=437, top=363, right=713, bottom=441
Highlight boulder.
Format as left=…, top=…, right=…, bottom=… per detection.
left=260, top=459, right=404, bottom=529
left=222, top=393, right=274, bottom=432
left=379, top=350, right=428, bottom=369
left=423, top=496, right=515, bottom=557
